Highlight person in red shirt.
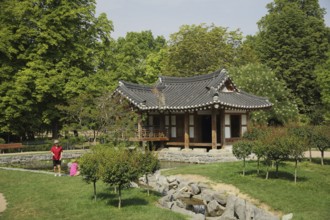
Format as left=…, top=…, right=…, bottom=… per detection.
left=50, top=140, right=63, bottom=176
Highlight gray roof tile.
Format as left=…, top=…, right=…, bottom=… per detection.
left=115, top=69, right=272, bottom=111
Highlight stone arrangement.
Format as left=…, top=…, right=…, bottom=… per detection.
left=139, top=172, right=292, bottom=220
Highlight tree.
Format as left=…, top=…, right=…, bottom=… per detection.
left=229, top=64, right=299, bottom=125
left=160, top=23, right=246, bottom=77
left=286, top=130, right=307, bottom=184
left=79, top=148, right=103, bottom=201
left=111, top=31, right=166, bottom=85
left=256, top=0, right=329, bottom=117
left=262, top=128, right=291, bottom=179
left=0, top=0, right=114, bottom=139
left=314, top=51, right=330, bottom=124
left=101, top=146, right=141, bottom=208
left=137, top=150, right=160, bottom=196
left=308, top=125, right=330, bottom=165
left=97, top=94, right=139, bottom=145
left=58, top=93, right=101, bottom=142
left=251, top=141, right=265, bottom=175
left=232, top=140, right=253, bottom=176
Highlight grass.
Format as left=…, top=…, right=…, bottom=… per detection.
left=162, top=159, right=330, bottom=220
left=1, top=159, right=329, bottom=220
left=0, top=170, right=187, bottom=220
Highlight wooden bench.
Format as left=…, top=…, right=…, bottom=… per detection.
left=0, top=143, right=24, bottom=153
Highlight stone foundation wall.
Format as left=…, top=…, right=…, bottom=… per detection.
left=156, top=147, right=238, bottom=163
left=0, top=151, right=85, bottom=165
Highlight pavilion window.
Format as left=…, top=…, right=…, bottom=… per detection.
left=171, top=115, right=177, bottom=138
left=189, top=115, right=194, bottom=138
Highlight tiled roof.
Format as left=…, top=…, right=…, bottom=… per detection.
left=115, top=69, right=272, bottom=111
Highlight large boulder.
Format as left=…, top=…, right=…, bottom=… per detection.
left=206, top=200, right=226, bottom=217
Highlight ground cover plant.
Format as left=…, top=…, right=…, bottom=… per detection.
left=162, top=159, right=330, bottom=220
left=0, top=169, right=187, bottom=220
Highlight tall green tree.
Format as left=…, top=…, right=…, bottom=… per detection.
left=111, top=31, right=166, bottom=85
left=160, top=23, right=248, bottom=77
left=0, top=0, right=113, bottom=139
left=314, top=51, right=330, bottom=124
left=229, top=64, right=299, bottom=125
left=256, top=0, right=329, bottom=117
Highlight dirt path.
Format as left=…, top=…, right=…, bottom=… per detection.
left=0, top=193, right=7, bottom=213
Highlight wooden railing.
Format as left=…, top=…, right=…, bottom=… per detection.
left=130, top=127, right=169, bottom=141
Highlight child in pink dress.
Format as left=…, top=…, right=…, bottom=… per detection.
left=70, top=161, right=80, bottom=176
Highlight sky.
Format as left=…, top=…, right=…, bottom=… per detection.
left=96, top=0, right=330, bottom=39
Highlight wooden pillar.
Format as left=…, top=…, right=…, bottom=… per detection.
left=184, top=112, right=190, bottom=149
left=220, top=109, right=226, bottom=148
left=211, top=109, right=217, bottom=149
left=137, top=114, right=142, bottom=139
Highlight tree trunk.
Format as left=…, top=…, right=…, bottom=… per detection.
left=294, top=159, right=298, bottom=184
left=52, top=120, right=59, bottom=139
left=309, top=146, right=312, bottom=162
left=118, top=186, right=122, bottom=209
left=146, top=174, right=150, bottom=196
left=275, top=161, right=279, bottom=178
left=266, top=164, right=269, bottom=180
left=93, top=180, right=97, bottom=201
left=243, top=158, right=246, bottom=176
left=257, top=158, right=260, bottom=175
left=321, top=150, right=324, bottom=166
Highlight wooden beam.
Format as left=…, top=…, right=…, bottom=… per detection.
left=211, top=109, right=217, bottom=149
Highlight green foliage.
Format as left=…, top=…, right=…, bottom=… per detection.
left=233, top=140, right=253, bottom=176
left=137, top=150, right=160, bottom=195
left=0, top=0, right=114, bottom=138
left=229, top=64, right=299, bottom=125
left=97, top=94, right=139, bottom=145
left=314, top=51, right=330, bottom=124
left=163, top=160, right=330, bottom=220
left=112, top=31, right=166, bottom=85
left=160, top=23, right=246, bottom=77
left=79, top=147, right=103, bottom=200
left=100, top=146, right=141, bottom=208
left=308, top=125, right=330, bottom=165
left=0, top=138, right=5, bottom=144
left=256, top=0, right=329, bottom=116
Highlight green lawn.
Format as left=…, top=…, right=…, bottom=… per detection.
left=1, top=159, right=329, bottom=220
left=0, top=169, right=187, bottom=220
left=162, top=159, right=330, bottom=220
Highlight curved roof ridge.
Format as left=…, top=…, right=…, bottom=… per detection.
left=159, top=69, right=224, bottom=84
left=119, top=80, right=153, bottom=91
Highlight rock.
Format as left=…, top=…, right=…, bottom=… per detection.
left=206, top=200, right=226, bottom=217
left=254, top=207, right=279, bottom=220
left=234, top=197, right=246, bottom=220
left=190, top=183, right=201, bottom=195
left=213, top=191, right=227, bottom=206
left=219, top=195, right=237, bottom=220
left=201, top=189, right=216, bottom=203
left=282, top=213, right=293, bottom=220
left=167, top=175, right=177, bottom=183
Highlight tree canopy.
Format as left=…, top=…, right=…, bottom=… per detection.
left=255, top=0, right=329, bottom=117
left=0, top=0, right=113, bottom=139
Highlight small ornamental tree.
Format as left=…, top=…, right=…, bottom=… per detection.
left=232, top=140, right=253, bottom=176
left=101, top=146, right=140, bottom=208
left=309, top=126, right=330, bottom=166
left=243, top=126, right=268, bottom=175
left=137, top=150, right=160, bottom=196
left=252, top=140, right=265, bottom=175
left=286, top=135, right=307, bottom=184
left=79, top=147, right=103, bottom=201
left=262, top=128, right=290, bottom=179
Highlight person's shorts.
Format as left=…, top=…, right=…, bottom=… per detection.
left=53, top=160, right=61, bottom=167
